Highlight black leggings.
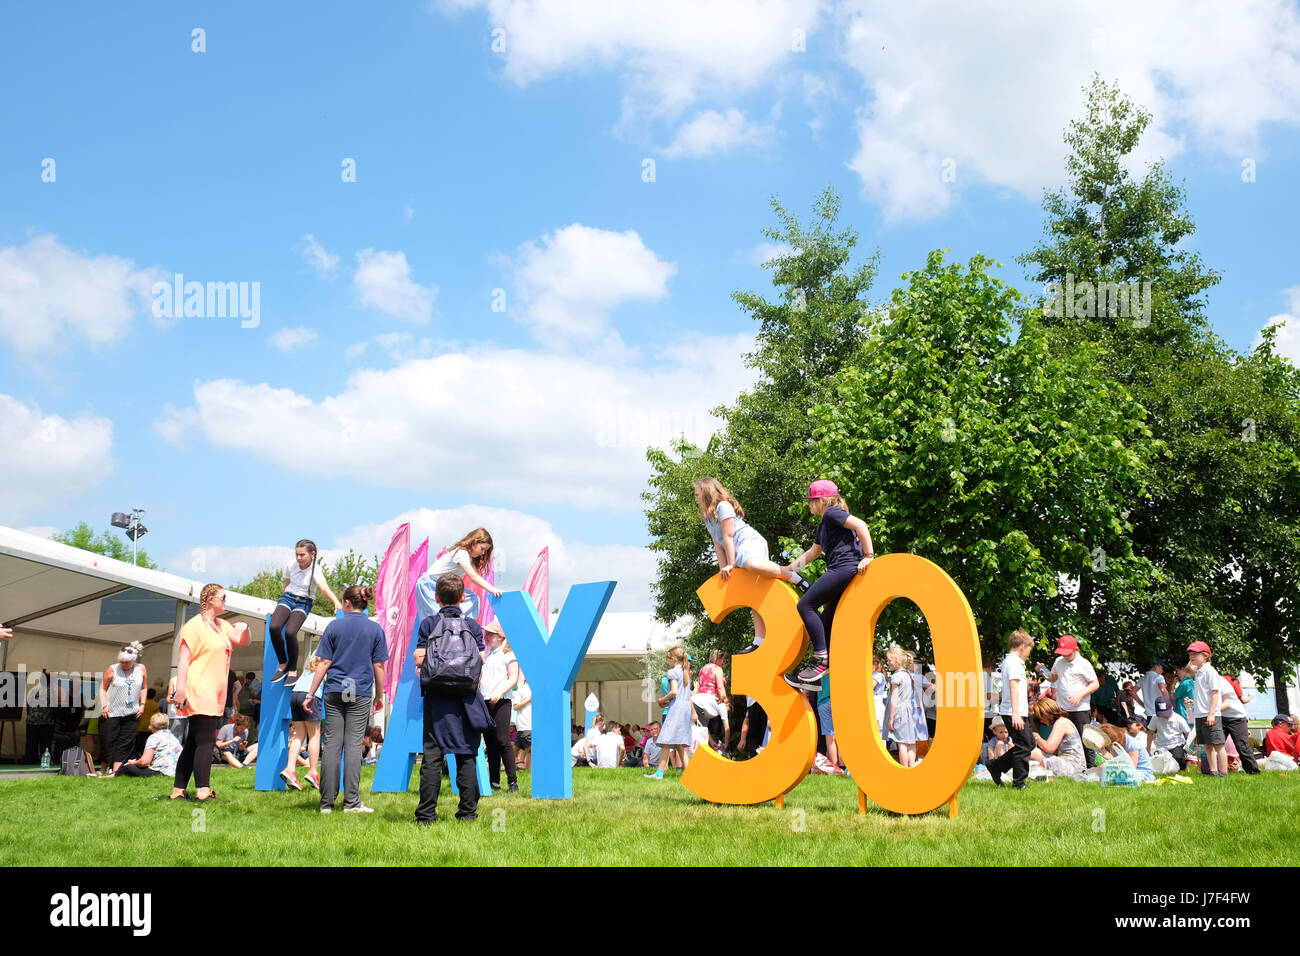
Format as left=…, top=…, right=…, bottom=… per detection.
left=117, top=764, right=161, bottom=777
left=100, top=715, right=138, bottom=767
left=484, top=698, right=518, bottom=786
left=268, top=605, right=307, bottom=669
left=797, top=564, right=858, bottom=657
left=174, top=714, right=222, bottom=791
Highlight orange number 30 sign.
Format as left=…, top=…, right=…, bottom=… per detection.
left=682, top=555, right=983, bottom=816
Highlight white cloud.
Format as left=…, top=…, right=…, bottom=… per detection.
left=152, top=336, right=756, bottom=511
left=270, top=326, right=320, bottom=353
left=152, top=404, right=199, bottom=444
left=748, top=241, right=797, bottom=265
left=0, top=235, right=162, bottom=353
left=402, top=204, right=416, bottom=222
left=168, top=505, right=658, bottom=611
left=1253, top=286, right=1300, bottom=365
left=663, top=108, right=772, bottom=157
left=511, top=223, right=676, bottom=345
left=353, top=249, right=437, bottom=323
left=840, top=0, right=1300, bottom=221
left=0, top=394, right=114, bottom=523
left=298, top=234, right=340, bottom=277
left=440, top=0, right=824, bottom=123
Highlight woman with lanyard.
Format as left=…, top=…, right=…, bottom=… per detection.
left=268, top=539, right=341, bottom=685
left=169, top=584, right=250, bottom=802
left=99, top=642, right=147, bottom=777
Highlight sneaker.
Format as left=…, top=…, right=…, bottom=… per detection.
left=304, top=772, right=320, bottom=790
left=490, top=782, right=502, bottom=792
left=508, top=782, right=519, bottom=793
left=644, top=769, right=664, bottom=779
left=320, top=807, right=332, bottom=814
left=280, top=770, right=303, bottom=791
left=783, top=673, right=822, bottom=692
left=736, top=642, right=763, bottom=656
left=796, top=659, right=829, bottom=684
left=344, top=803, right=375, bottom=813
left=270, top=663, right=289, bottom=683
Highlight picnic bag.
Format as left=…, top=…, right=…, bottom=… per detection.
left=1101, top=754, right=1140, bottom=787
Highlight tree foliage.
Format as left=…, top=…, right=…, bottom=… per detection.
left=643, top=187, right=880, bottom=659
left=809, top=251, right=1153, bottom=661
left=52, top=522, right=158, bottom=570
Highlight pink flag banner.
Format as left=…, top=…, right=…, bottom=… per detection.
left=522, top=546, right=550, bottom=633
left=374, top=523, right=411, bottom=705
left=389, top=537, right=429, bottom=701
left=463, top=552, right=496, bottom=627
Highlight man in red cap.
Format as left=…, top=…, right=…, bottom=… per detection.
left=1047, top=634, right=1100, bottom=766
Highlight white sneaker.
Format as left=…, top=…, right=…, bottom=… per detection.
left=320, top=808, right=332, bottom=814
left=344, top=803, right=375, bottom=813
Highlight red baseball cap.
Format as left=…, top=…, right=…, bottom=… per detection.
left=808, top=479, right=839, bottom=499
left=1055, top=635, right=1078, bottom=655
left=1186, top=640, right=1212, bottom=654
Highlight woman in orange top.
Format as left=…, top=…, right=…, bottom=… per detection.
left=168, top=584, right=250, bottom=802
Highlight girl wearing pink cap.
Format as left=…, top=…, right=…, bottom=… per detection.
left=780, top=480, right=875, bottom=687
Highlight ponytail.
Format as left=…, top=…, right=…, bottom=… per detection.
left=342, top=584, right=373, bottom=610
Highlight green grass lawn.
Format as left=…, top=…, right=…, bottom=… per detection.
left=2, top=766, right=1297, bottom=866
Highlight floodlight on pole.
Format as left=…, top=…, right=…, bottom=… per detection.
left=110, top=508, right=147, bottom=565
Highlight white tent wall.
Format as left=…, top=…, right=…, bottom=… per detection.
left=572, top=679, right=655, bottom=732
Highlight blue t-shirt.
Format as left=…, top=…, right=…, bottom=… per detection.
left=815, top=506, right=863, bottom=570
left=1126, top=735, right=1156, bottom=781
left=317, top=612, right=389, bottom=698
left=416, top=606, right=485, bottom=654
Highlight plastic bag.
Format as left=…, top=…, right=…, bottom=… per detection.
left=1264, top=752, right=1297, bottom=772
left=1101, top=755, right=1141, bottom=787
left=1150, top=748, right=1179, bottom=775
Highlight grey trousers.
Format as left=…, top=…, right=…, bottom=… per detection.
left=321, top=692, right=370, bottom=810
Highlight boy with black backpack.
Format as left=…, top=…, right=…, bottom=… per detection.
left=412, top=573, right=494, bottom=824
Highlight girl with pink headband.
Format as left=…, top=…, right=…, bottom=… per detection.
left=780, top=480, right=875, bottom=689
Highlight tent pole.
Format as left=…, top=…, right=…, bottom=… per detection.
left=169, top=599, right=186, bottom=686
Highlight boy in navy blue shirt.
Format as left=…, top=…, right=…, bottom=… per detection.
left=413, top=573, right=492, bottom=824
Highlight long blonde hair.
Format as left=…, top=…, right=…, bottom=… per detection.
left=693, top=477, right=744, bottom=521
left=667, top=645, right=692, bottom=690
left=449, top=528, right=494, bottom=571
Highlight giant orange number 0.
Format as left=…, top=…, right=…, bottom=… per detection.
left=683, top=555, right=983, bottom=815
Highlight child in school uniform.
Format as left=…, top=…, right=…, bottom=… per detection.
left=1187, top=640, right=1228, bottom=777
left=987, top=629, right=1035, bottom=789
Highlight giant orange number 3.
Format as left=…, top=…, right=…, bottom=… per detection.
left=683, top=554, right=983, bottom=816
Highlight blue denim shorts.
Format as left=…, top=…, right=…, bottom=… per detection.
left=277, top=592, right=313, bottom=615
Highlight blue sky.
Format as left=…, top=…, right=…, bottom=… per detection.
left=3, top=1, right=1299, bottom=611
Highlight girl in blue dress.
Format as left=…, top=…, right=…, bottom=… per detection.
left=885, top=645, right=918, bottom=767
left=645, top=647, right=693, bottom=779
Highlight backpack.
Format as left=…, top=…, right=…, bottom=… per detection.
left=419, top=613, right=482, bottom=697
left=59, top=747, right=94, bottom=776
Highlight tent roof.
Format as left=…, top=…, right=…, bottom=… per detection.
left=0, top=525, right=330, bottom=651
left=569, top=610, right=693, bottom=682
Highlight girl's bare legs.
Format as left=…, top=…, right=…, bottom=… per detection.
left=899, top=742, right=915, bottom=768
left=284, top=721, right=304, bottom=775
left=308, top=721, right=321, bottom=775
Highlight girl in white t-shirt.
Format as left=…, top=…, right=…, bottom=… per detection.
left=269, top=539, right=342, bottom=684
left=693, top=478, right=806, bottom=655
left=415, top=528, right=502, bottom=623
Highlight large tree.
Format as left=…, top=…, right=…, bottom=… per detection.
left=644, top=187, right=880, bottom=654
left=809, top=251, right=1153, bottom=660
left=1019, top=76, right=1233, bottom=668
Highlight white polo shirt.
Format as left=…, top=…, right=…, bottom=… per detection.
left=1051, top=654, right=1098, bottom=713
